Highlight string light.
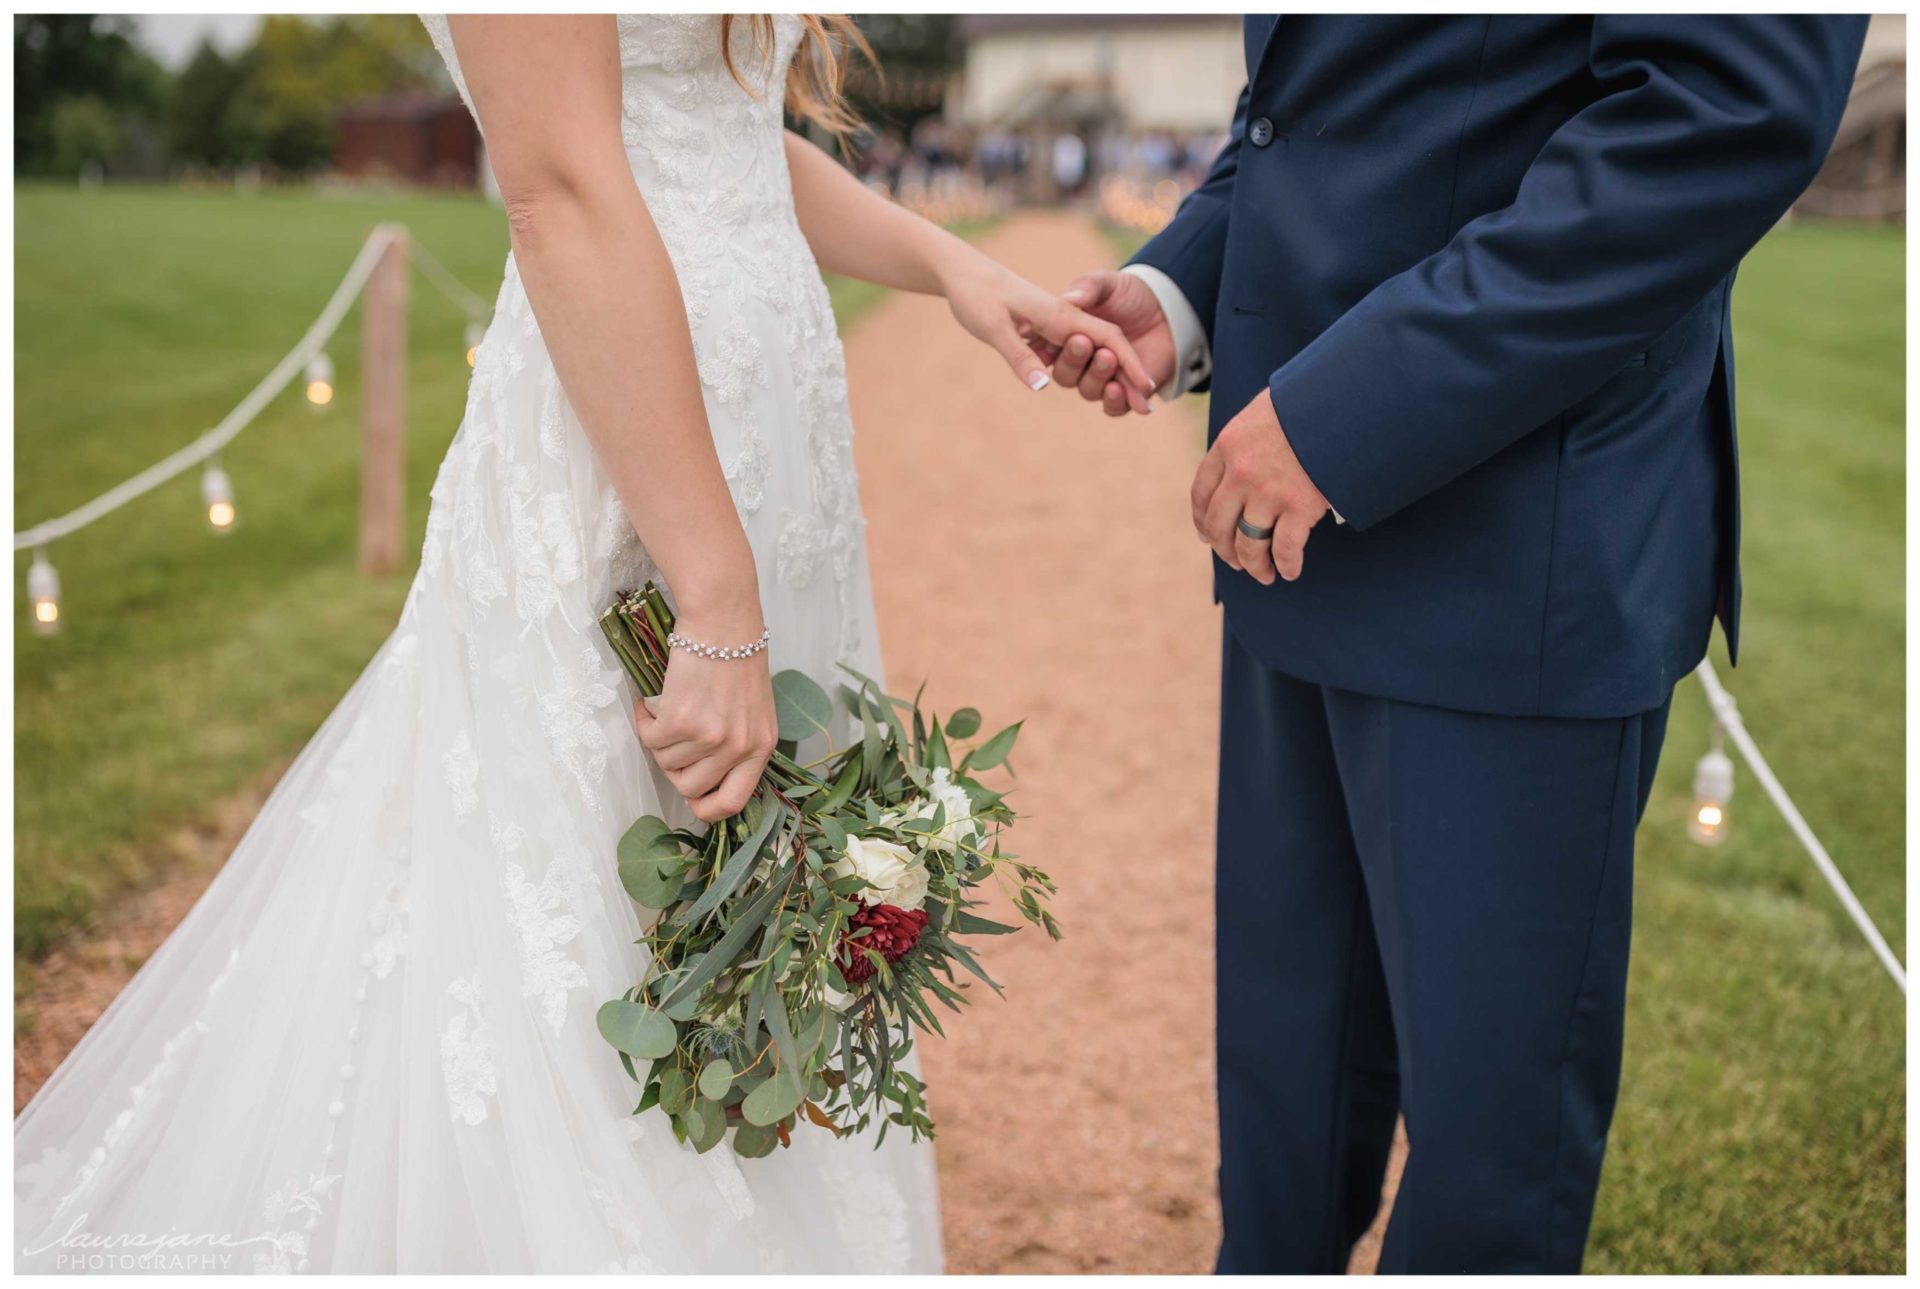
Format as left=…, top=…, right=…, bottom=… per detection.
left=28, top=550, right=61, bottom=636
left=17, top=225, right=504, bottom=653
left=305, top=352, right=335, bottom=408
left=1688, top=728, right=1735, bottom=846
left=202, top=464, right=237, bottom=534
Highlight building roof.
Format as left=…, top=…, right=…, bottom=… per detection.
left=961, top=15, right=1239, bottom=39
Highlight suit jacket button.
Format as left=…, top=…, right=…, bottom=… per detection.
left=1249, top=117, right=1275, bottom=147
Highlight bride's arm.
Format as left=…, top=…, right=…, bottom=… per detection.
left=784, top=131, right=1156, bottom=411
left=451, top=15, right=774, bottom=823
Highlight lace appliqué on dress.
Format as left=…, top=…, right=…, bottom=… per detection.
left=536, top=648, right=622, bottom=820
left=500, top=857, right=591, bottom=1034
left=441, top=973, right=499, bottom=1126
left=443, top=732, right=480, bottom=822
left=253, top=1170, right=343, bottom=1274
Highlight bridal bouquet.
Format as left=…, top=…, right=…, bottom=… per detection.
left=597, top=585, right=1058, bottom=1158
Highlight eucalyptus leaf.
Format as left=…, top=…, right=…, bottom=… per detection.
left=655, top=958, right=703, bottom=1022
left=945, top=707, right=982, bottom=739
left=962, top=721, right=1023, bottom=772
left=657, top=1065, right=693, bottom=1117
left=633, top=1082, right=660, bottom=1116
left=658, top=871, right=792, bottom=1012
left=945, top=939, right=1005, bottom=995
left=810, top=752, right=862, bottom=817
left=697, top=1058, right=734, bottom=1101
left=953, top=909, right=1020, bottom=936
left=618, top=814, right=680, bottom=864
left=742, top=1069, right=804, bottom=1127
left=732, top=1122, right=780, bottom=1159
left=927, top=717, right=951, bottom=771
left=744, top=974, right=768, bottom=1059
left=596, top=1000, right=677, bottom=1060
left=859, top=702, right=882, bottom=781
left=772, top=669, right=834, bottom=743
left=794, top=1002, right=830, bottom=1061
left=684, top=1097, right=726, bottom=1153
left=679, top=802, right=786, bottom=925
left=617, top=817, right=686, bottom=908
left=764, top=987, right=801, bottom=1082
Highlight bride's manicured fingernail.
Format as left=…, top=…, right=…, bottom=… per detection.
left=1028, top=372, right=1051, bottom=391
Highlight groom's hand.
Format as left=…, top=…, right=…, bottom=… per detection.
left=1042, top=271, right=1177, bottom=416
left=1191, top=389, right=1330, bottom=584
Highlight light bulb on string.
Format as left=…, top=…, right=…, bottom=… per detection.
left=1687, top=730, right=1734, bottom=847
left=28, top=550, right=61, bottom=636
left=202, top=463, right=237, bottom=534
left=465, top=320, right=486, bottom=369
left=305, top=352, right=335, bottom=408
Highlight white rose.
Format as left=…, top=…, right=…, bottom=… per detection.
left=829, top=834, right=930, bottom=911
left=925, top=767, right=977, bottom=851
left=887, top=769, right=978, bottom=856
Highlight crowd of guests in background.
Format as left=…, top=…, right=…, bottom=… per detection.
left=845, top=115, right=1227, bottom=230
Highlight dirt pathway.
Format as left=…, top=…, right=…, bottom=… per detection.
left=849, top=209, right=1226, bottom=1273
left=852, top=210, right=1402, bottom=1273
left=17, top=209, right=1399, bottom=1273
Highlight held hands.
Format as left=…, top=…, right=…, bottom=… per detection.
left=1039, top=270, right=1179, bottom=414
left=942, top=258, right=1159, bottom=412
left=633, top=618, right=778, bottom=823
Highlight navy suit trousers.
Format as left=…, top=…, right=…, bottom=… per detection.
left=1215, top=623, right=1670, bottom=1273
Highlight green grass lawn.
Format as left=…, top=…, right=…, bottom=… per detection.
left=1590, top=219, right=1905, bottom=1273
left=1105, top=218, right=1905, bottom=1272
left=12, top=183, right=890, bottom=964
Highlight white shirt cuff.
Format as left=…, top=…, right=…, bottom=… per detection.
left=1121, top=264, right=1211, bottom=399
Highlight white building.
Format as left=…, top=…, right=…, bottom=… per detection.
left=953, top=15, right=1243, bottom=134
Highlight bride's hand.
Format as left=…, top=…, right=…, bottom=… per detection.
left=942, top=258, right=1158, bottom=413
left=633, top=617, right=778, bottom=823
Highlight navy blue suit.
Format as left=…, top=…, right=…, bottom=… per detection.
left=1132, top=15, right=1864, bottom=1272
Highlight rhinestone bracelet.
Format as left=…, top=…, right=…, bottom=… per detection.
left=666, top=626, right=771, bottom=661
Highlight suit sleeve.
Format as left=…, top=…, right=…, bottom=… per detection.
left=1125, top=83, right=1250, bottom=355
left=1268, top=15, right=1867, bottom=531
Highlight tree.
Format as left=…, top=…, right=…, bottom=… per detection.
left=14, top=15, right=163, bottom=175
left=222, top=15, right=440, bottom=174
left=48, top=96, right=119, bottom=174
left=165, top=41, right=245, bottom=169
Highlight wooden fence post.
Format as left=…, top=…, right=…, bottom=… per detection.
left=359, top=225, right=408, bottom=576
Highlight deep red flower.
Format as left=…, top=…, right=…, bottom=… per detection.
left=838, top=903, right=930, bottom=983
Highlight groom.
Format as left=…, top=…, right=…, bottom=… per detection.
left=1047, top=15, right=1868, bottom=1274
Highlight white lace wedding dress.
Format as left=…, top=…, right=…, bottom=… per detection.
left=14, top=15, right=942, bottom=1274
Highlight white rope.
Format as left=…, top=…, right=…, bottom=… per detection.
left=13, top=224, right=404, bottom=553
left=409, top=235, right=491, bottom=320
left=1695, top=657, right=1906, bottom=993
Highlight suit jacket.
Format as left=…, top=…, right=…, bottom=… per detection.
left=1132, top=15, right=1866, bottom=718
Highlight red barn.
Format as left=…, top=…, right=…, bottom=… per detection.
left=335, top=93, right=480, bottom=188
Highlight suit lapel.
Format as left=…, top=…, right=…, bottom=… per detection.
left=1246, top=14, right=1283, bottom=86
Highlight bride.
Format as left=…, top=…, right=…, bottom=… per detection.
left=14, top=14, right=1151, bottom=1274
